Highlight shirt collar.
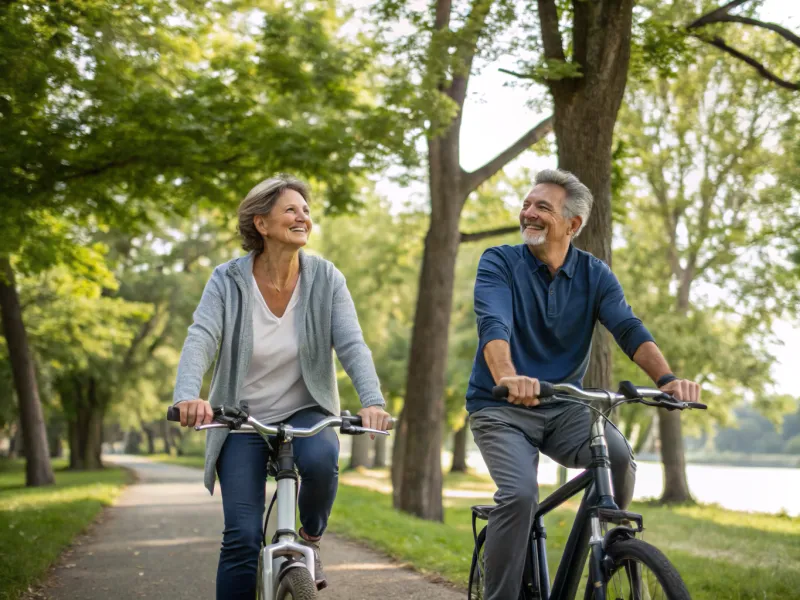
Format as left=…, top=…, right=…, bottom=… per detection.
left=523, top=243, right=576, bottom=279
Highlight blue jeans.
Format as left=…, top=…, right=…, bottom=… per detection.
left=215, top=407, right=339, bottom=600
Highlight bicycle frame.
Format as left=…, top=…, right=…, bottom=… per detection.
left=525, top=415, right=643, bottom=600
left=472, top=406, right=644, bottom=600
left=257, top=429, right=316, bottom=600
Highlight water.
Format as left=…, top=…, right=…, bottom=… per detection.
left=467, top=452, right=800, bottom=516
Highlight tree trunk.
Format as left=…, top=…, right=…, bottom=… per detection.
left=658, top=289, right=694, bottom=503
left=393, top=131, right=464, bottom=520
left=144, top=426, right=156, bottom=455
left=0, top=256, right=55, bottom=486
left=48, top=421, right=63, bottom=458
left=348, top=433, right=373, bottom=470
left=124, top=430, right=142, bottom=455
left=8, top=422, right=20, bottom=459
left=450, top=425, right=468, bottom=473
left=554, top=108, right=619, bottom=390
left=161, top=420, right=173, bottom=455
left=373, top=432, right=388, bottom=468
left=658, top=409, right=692, bottom=502
left=390, top=405, right=406, bottom=506
left=65, top=376, right=105, bottom=470
left=537, top=0, right=635, bottom=391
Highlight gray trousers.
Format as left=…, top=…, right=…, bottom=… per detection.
left=470, top=403, right=636, bottom=600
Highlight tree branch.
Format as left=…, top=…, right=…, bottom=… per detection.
left=537, top=0, right=566, bottom=62
left=447, top=0, right=494, bottom=107
left=701, top=15, right=800, bottom=49
left=691, top=34, right=800, bottom=91
left=460, top=115, right=554, bottom=195
left=687, top=0, right=752, bottom=30
left=459, top=226, right=519, bottom=243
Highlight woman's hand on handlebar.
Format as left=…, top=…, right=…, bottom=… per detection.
left=498, top=376, right=541, bottom=407
left=358, top=405, right=392, bottom=439
left=177, top=399, right=214, bottom=427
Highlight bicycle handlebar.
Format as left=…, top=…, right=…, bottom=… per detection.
left=491, top=381, right=707, bottom=411
left=166, top=406, right=393, bottom=437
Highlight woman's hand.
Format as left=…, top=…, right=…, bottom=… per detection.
left=357, top=405, right=393, bottom=439
left=177, top=399, right=214, bottom=427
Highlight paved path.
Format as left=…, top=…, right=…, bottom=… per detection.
left=36, top=455, right=462, bottom=599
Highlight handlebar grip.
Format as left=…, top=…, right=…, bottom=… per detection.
left=166, top=406, right=181, bottom=422
left=538, top=381, right=555, bottom=398
left=492, top=385, right=509, bottom=400
left=491, top=382, right=555, bottom=400
left=687, top=402, right=708, bottom=410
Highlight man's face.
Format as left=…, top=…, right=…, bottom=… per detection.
left=519, top=183, right=571, bottom=247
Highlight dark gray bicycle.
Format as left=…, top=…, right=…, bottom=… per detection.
left=468, top=381, right=707, bottom=600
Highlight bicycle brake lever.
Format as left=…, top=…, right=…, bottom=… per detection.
left=341, top=424, right=390, bottom=436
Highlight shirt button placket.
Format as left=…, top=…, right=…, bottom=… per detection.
left=548, top=286, right=556, bottom=316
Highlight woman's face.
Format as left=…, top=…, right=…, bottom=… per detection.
left=255, top=189, right=312, bottom=248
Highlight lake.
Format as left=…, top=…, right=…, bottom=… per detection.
left=467, top=451, right=800, bottom=516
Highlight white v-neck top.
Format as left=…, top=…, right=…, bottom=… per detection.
left=236, top=274, right=316, bottom=427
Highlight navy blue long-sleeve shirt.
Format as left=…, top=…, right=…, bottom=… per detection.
left=466, top=244, right=655, bottom=414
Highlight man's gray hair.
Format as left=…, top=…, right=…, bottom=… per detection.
left=237, top=174, right=311, bottom=252
left=534, top=169, right=593, bottom=237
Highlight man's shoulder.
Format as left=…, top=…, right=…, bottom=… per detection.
left=571, top=246, right=613, bottom=276
left=482, top=244, right=526, bottom=262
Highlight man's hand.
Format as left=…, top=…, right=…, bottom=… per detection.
left=358, top=405, right=393, bottom=439
left=660, top=379, right=701, bottom=403
left=498, top=376, right=541, bottom=407
left=177, top=399, right=213, bottom=427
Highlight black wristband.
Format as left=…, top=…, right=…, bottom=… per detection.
left=657, top=373, right=678, bottom=388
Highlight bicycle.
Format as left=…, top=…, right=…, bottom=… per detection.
left=167, top=404, right=391, bottom=600
left=468, top=381, right=707, bottom=600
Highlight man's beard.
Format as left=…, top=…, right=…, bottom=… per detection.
left=521, top=224, right=547, bottom=246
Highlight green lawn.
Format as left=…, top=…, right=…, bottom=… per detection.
left=150, top=456, right=800, bottom=599
left=0, top=459, right=130, bottom=600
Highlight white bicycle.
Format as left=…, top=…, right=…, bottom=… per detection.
left=167, top=404, right=391, bottom=599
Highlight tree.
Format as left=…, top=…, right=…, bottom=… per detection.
left=370, top=0, right=554, bottom=520
left=0, top=0, right=411, bottom=481
left=614, top=27, right=800, bottom=501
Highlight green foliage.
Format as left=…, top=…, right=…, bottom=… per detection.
left=315, top=195, right=426, bottom=413
left=612, top=26, right=800, bottom=438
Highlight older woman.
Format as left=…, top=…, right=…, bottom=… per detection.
left=172, top=174, right=391, bottom=600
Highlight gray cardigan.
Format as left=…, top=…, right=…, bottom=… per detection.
left=173, top=250, right=384, bottom=493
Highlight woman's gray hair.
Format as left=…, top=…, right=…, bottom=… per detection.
left=534, top=169, right=593, bottom=237
left=237, top=174, right=311, bottom=252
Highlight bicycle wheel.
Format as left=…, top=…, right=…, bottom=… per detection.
left=585, top=538, right=690, bottom=600
left=468, top=526, right=487, bottom=599
left=275, top=566, right=317, bottom=600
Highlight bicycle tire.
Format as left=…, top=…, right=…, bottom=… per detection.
left=275, top=566, right=317, bottom=600
left=468, top=526, right=487, bottom=599
left=585, top=538, right=690, bottom=600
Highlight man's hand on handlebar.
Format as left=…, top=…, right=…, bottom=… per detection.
left=659, top=379, right=701, bottom=404
left=497, top=376, right=542, bottom=407
left=358, top=405, right=393, bottom=440
left=176, top=399, right=214, bottom=427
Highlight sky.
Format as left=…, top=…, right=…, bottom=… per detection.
left=374, top=1, right=800, bottom=396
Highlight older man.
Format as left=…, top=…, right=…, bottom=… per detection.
left=467, top=169, right=701, bottom=600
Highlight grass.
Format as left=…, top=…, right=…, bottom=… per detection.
left=151, top=455, right=800, bottom=599
left=331, top=469, right=800, bottom=600
left=0, top=459, right=130, bottom=600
